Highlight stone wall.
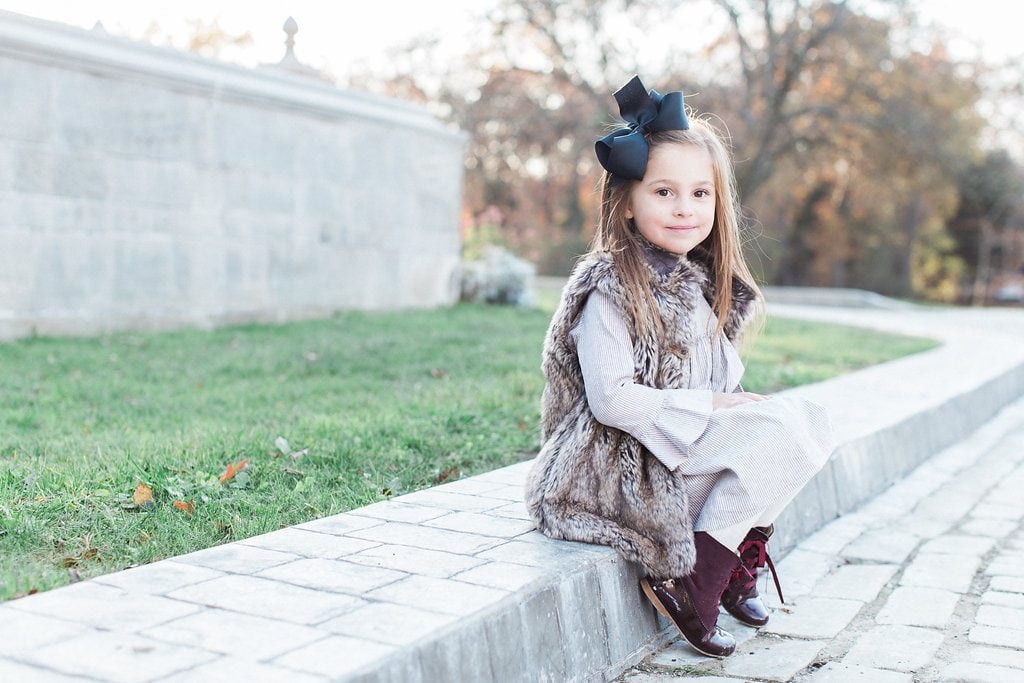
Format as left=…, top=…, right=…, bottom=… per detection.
left=0, top=11, right=466, bottom=340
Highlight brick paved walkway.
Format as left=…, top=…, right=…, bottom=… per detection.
left=618, top=397, right=1024, bottom=683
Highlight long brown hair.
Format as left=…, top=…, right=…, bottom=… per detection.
left=589, top=118, right=765, bottom=353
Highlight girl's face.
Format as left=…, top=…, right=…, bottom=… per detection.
left=626, top=142, right=715, bottom=256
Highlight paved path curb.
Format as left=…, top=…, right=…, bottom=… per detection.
left=620, top=392, right=1024, bottom=682
left=2, top=304, right=1023, bottom=682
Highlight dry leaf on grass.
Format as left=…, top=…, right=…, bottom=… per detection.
left=218, top=459, right=250, bottom=484
left=132, top=483, right=154, bottom=508
left=173, top=500, right=195, bottom=515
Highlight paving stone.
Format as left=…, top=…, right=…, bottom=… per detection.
left=0, top=608, right=89, bottom=655
left=971, top=502, right=1022, bottom=521
left=554, top=564, right=614, bottom=677
left=762, top=549, right=836, bottom=607
left=969, top=624, right=1024, bottom=648
left=913, top=490, right=979, bottom=522
left=239, top=527, right=380, bottom=558
left=18, top=631, right=216, bottom=683
left=722, top=635, right=824, bottom=682
left=480, top=500, right=533, bottom=520
left=433, top=478, right=508, bottom=495
left=875, top=586, right=961, bottom=628
left=841, top=528, right=920, bottom=563
left=762, top=597, right=864, bottom=639
left=476, top=538, right=608, bottom=569
left=158, top=656, right=327, bottom=682
left=422, top=510, right=536, bottom=537
left=843, top=624, right=943, bottom=672
left=91, top=560, right=224, bottom=595
left=451, top=561, right=549, bottom=591
left=8, top=581, right=200, bottom=633
left=473, top=484, right=527, bottom=501
left=801, top=662, right=914, bottom=682
left=796, top=517, right=868, bottom=555
left=975, top=604, right=1024, bottom=630
left=168, top=575, right=363, bottom=625
left=985, top=560, right=1024, bottom=577
left=272, top=635, right=396, bottom=678
left=959, top=519, right=1018, bottom=538
left=966, top=645, right=1024, bottom=669
left=341, top=501, right=448, bottom=524
left=346, top=521, right=505, bottom=554
left=320, top=601, right=460, bottom=645
left=142, top=608, right=322, bottom=659
left=0, top=657, right=93, bottom=682
left=938, top=662, right=1024, bottom=683
left=344, top=544, right=486, bottom=578
left=174, top=542, right=299, bottom=573
left=814, top=563, right=899, bottom=602
left=470, top=462, right=530, bottom=486
left=894, top=512, right=955, bottom=539
left=256, top=557, right=406, bottom=594
left=900, top=553, right=980, bottom=593
left=623, top=675, right=740, bottom=683
left=918, top=534, right=996, bottom=557
left=982, top=590, right=1024, bottom=609
left=363, top=575, right=509, bottom=616
left=295, top=512, right=387, bottom=533
left=650, top=640, right=718, bottom=668
left=394, top=488, right=506, bottom=512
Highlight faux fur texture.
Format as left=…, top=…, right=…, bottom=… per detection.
left=524, top=244, right=758, bottom=579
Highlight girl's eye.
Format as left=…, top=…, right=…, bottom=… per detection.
left=695, top=189, right=711, bottom=198
left=656, top=188, right=672, bottom=197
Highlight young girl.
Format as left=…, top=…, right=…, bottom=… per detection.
left=524, top=76, right=835, bottom=658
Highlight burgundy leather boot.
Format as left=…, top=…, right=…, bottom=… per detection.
left=720, top=525, right=783, bottom=627
left=640, top=532, right=739, bottom=658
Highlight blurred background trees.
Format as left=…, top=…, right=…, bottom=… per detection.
left=350, top=0, right=1023, bottom=304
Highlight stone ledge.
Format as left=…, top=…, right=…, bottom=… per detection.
left=3, top=303, right=1024, bottom=681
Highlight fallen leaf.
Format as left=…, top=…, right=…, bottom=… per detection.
left=430, top=368, right=447, bottom=379
left=173, top=500, right=195, bottom=515
left=132, top=483, right=154, bottom=508
left=68, top=568, right=81, bottom=583
left=274, top=437, right=290, bottom=455
left=60, top=547, right=98, bottom=568
left=219, top=459, right=250, bottom=484
left=289, top=448, right=309, bottom=461
left=435, top=465, right=460, bottom=484
left=304, top=351, right=318, bottom=362
left=283, top=467, right=305, bottom=477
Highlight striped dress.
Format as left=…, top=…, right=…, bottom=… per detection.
left=572, top=289, right=835, bottom=532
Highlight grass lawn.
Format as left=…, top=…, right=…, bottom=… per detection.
left=0, top=303, right=938, bottom=600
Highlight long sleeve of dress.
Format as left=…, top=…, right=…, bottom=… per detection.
left=571, top=290, right=714, bottom=472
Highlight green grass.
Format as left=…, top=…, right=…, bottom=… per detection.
left=0, top=303, right=938, bottom=600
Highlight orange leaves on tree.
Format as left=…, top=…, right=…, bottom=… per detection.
left=218, top=458, right=250, bottom=484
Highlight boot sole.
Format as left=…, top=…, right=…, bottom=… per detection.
left=640, top=578, right=731, bottom=659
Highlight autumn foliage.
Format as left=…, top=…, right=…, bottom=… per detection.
left=358, top=0, right=1023, bottom=303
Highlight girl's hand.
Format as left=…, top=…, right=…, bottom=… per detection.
left=712, top=391, right=769, bottom=411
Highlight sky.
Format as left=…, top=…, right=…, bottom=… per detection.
left=0, top=0, right=1018, bottom=80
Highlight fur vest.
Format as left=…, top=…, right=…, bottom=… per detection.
left=523, top=245, right=758, bottom=578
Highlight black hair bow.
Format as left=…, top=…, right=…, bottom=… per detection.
left=595, top=75, right=690, bottom=184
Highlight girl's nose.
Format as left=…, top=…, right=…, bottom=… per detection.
left=674, top=201, right=692, bottom=217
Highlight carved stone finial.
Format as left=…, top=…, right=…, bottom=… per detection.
left=283, top=16, right=298, bottom=59
left=260, top=16, right=333, bottom=85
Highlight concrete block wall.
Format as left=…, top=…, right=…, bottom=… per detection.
left=0, top=11, right=466, bottom=340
